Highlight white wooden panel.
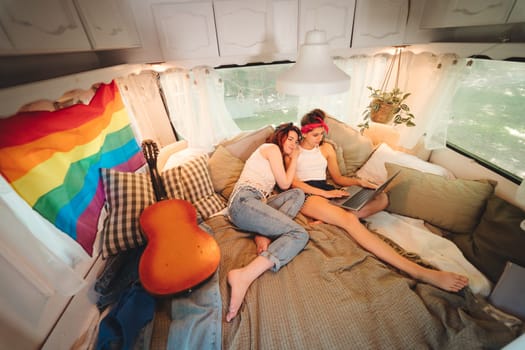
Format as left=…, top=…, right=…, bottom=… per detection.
left=152, top=2, right=218, bottom=60
left=507, top=0, right=525, bottom=23
left=42, top=255, right=105, bottom=350
left=352, top=0, right=408, bottom=48
left=74, top=0, right=141, bottom=50
left=214, top=0, right=297, bottom=56
left=272, top=0, right=298, bottom=54
left=420, top=0, right=516, bottom=28
left=0, top=0, right=91, bottom=53
left=0, top=26, right=13, bottom=50
left=299, top=0, right=354, bottom=49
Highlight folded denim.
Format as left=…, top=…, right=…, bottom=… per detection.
left=95, top=246, right=144, bottom=311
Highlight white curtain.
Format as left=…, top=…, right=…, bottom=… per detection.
left=303, top=52, right=462, bottom=149
left=159, top=66, right=240, bottom=151
left=117, top=71, right=177, bottom=148
left=416, top=54, right=465, bottom=150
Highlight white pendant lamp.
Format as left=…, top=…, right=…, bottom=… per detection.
left=276, top=30, right=350, bottom=96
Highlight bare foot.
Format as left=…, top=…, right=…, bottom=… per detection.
left=254, top=235, right=271, bottom=255
left=226, top=269, right=252, bottom=322
left=308, top=219, right=324, bottom=226
left=420, top=269, right=469, bottom=292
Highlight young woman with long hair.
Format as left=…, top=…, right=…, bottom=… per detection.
left=226, top=123, right=308, bottom=322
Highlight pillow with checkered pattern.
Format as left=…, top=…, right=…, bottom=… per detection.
left=163, top=153, right=226, bottom=220
left=100, top=167, right=183, bottom=258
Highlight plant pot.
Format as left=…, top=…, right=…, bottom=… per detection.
left=370, top=99, right=395, bottom=124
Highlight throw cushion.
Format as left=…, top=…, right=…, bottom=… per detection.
left=325, top=115, right=374, bottom=175
left=450, top=195, right=525, bottom=283
left=385, top=163, right=496, bottom=234
left=157, top=140, right=189, bottom=172
left=219, top=125, right=274, bottom=161
left=324, top=138, right=346, bottom=178
left=164, top=154, right=226, bottom=219
left=100, top=168, right=154, bottom=258
left=100, top=167, right=183, bottom=258
left=162, top=147, right=208, bottom=171
left=356, top=143, right=455, bottom=185
left=208, top=145, right=245, bottom=200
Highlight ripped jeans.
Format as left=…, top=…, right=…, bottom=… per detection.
left=228, top=186, right=309, bottom=271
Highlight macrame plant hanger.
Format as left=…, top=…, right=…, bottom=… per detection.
left=380, top=46, right=403, bottom=93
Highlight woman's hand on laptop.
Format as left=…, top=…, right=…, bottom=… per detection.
left=324, top=189, right=350, bottom=198
left=356, top=178, right=378, bottom=189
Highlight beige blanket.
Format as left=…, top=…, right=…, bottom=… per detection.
left=206, top=214, right=522, bottom=349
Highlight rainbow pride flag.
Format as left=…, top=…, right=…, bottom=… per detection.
left=0, top=81, right=144, bottom=255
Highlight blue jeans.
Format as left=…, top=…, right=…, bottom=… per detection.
left=228, top=187, right=308, bottom=271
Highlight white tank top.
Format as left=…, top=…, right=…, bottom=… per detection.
left=296, top=145, right=327, bottom=181
left=233, top=144, right=276, bottom=197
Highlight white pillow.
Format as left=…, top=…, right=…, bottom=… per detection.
left=356, top=143, right=455, bottom=184
left=157, top=140, right=188, bottom=171
left=162, top=148, right=208, bottom=171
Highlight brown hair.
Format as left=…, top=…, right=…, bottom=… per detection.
left=266, top=122, right=301, bottom=153
left=300, top=109, right=327, bottom=145
left=300, top=108, right=327, bottom=127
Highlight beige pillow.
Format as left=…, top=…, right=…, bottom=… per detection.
left=325, top=116, right=374, bottom=175
left=219, top=125, right=274, bottom=161
left=164, top=153, right=226, bottom=220
left=323, top=138, right=346, bottom=176
left=208, top=145, right=244, bottom=199
left=157, top=140, right=188, bottom=171
left=385, top=163, right=496, bottom=234
left=451, top=195, right=525, bottom=283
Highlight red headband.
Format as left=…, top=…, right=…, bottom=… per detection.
left=301, top=118, right=329, bottom=134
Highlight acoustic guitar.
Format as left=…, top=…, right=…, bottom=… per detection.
left=139, top=139, right=220, bottom=295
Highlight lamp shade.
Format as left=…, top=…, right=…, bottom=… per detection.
left=276, top=30, right=350, bottom=96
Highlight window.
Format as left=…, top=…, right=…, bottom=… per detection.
left=446, top=59, right=525, bottom=181
left=217, top=58, right=525, bottom=182
left=217, top=64, right=299, bottom=130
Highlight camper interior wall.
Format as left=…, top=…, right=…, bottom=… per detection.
left=0, top=66, right=144, bottom=349
left=431, top=148, right=524, bottom=212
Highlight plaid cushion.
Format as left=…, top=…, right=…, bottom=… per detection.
left=164, top=154, right=226, bottom=220
left=100, top=168, right=154, bottom=258
left=100, top=167, right=183, bottom=258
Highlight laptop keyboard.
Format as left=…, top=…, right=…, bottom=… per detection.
left=343, top=188, right=374, bottom=207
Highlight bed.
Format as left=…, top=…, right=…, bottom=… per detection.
left=157, top=120, right=525, bottom=349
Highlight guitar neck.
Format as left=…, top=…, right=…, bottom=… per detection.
left=148, top=165, right=167, bottom=202
left=142, top=139, right=167, bottom=202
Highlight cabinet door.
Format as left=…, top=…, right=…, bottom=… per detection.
left=299, top=0, right=355, bottom=49
left=151, top=1, right=218, bottom=60
left=352, top=0, right=408, bottom=48
left=420, top=0, right=516, bottom=28
left=0, top=25, right=13, bottom=51
left=74, top=0, right=141, bottom=50
left=0, top=0, right=91, bottom=54
left=214, top=0, right=297, bottom=56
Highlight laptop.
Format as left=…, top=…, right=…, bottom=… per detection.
left=330, top=170, right=400, bottom=211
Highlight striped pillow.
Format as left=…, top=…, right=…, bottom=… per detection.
left=164, top=154, right=226, bottom=220
left=100, top=167, right=183, bottom=258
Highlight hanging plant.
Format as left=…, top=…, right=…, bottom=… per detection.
left=358, top=86, right=415, bottom=132
left=358, top=47, right=416, bottom=134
